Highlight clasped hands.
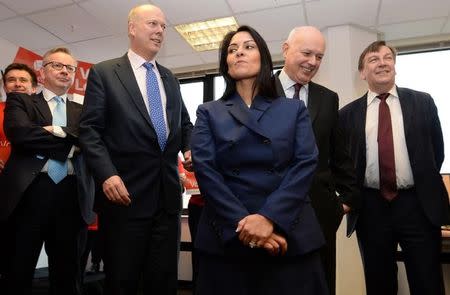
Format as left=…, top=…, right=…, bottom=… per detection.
left=236, top=214, right=287, bottom=256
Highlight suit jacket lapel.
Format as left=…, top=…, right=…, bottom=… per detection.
left=227, top=94, right=268, bottom=138
left=66, top=101, right=79, bottom=127
left=355, top=94, right=368, bottom=179
left=158, top=63, right=176, bottom=140
left=33, top=93, right=52, bottom=125
left=114, top=55, right=153, bottom=129
left=397, top=87, right=412, bottom=142
left=307, top=82, right=321, bottom=124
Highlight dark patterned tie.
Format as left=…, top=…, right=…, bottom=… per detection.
left=377, top=93, right=397, bottom=201
left=292, top=83, right=301, bottom=99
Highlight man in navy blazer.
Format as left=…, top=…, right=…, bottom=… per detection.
left=339, top=41, right=449, bottom=295
left=0, top=47, right=95, bottom=295
left=274, top=26, right=359, bottom=295
left=79, top=4, right=193, bottom=295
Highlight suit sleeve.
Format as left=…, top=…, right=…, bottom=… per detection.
left=258, top=102, right=318, bottom=236
left=191, top=104, right=249, bottom=243
left=79, top=65, right=118, bottom=184
left=179, top=91, right=193, bottom=153
left=329, top=93, right=360, bottom=209
left=4, top=93, right=74, bottom=161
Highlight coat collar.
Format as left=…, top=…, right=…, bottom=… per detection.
left=225, top=93, right=271, bottom=138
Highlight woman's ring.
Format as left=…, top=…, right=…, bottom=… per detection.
left=249, top=241, right=257, bottom=248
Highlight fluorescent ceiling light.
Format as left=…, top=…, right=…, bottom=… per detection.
left=175, top=17, right=239, bottom=52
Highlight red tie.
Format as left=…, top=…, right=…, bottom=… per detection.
left=293, top=83, right=301, bottom=99
left=377, top=93, right=397, bottom=201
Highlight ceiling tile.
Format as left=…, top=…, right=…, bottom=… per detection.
left=79, top=0, right=148, bottom=34
left=27, top=4, right=112, bottom=43
left=0, top=0, right=73, bottom=14
left=158, top=27, right=196, bottom=57
left=157, top=53, right=204, bottom=69
left=0, top=3, right=16, bottom=20
left=0, top=17, right=64, bottom=50
left=236, top=4, right=305, bottom=42
left=379, top=18, right=447, bottom=41
left=69, top=35, right=129, bottom=63
left=306, top=0, right=379, bottom=28
left=379, top=0, right=450, bottom=24
left=151, top=0, right=232, bottom=24
left=199, top=50, right=220, bottom=64
left=227, top=0, right=279, bottom=13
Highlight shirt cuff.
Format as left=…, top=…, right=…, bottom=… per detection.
left=52, top=126, right=67, bottom=138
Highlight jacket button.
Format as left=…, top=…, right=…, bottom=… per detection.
left=232, top=168, right=240, bottom=175
left=263, top=139, right=271, bottom=144
left=268, top=168, right=274, bottom=174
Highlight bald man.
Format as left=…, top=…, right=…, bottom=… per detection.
left=275, top=26, right=359, bottom=295
left=79, top=4, right=193, bottom=295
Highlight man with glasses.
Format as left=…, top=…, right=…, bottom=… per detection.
left=0, top=47, right=95, bottom=295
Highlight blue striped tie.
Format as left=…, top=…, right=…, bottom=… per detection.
left=47, top=96, right=68, bottom=184
left=143, top=62, right=167, bottom=150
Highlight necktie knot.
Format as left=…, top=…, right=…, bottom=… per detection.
left=377, top=93, right=389, bottom=101
left=293, top=83, right=302, bottom=99
left=53, top=96, right=63, bottom=104
left=143, top=62, right=154, bottom=71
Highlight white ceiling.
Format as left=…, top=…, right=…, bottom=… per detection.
left=0, top=0, right=449, bottom=73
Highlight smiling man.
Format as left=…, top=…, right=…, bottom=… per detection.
left=339, top=41, right=448, bottom=295
left=79, top=4, right=193, bottom=295
left=275, top=26, right=359, bottom=295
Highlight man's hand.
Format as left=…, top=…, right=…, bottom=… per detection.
left=102, top=175, right=131, bottom=206
left=182, top=150, right=193, bottom=172
left=236, top=214, right=274, bottom=247
left=263, top=232, right=288, bottom=256
left=43, top=126, right=53, bottom=133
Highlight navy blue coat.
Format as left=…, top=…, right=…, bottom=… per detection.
left=191, top=93, right=325, bottom=257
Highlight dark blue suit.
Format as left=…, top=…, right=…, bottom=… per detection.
left=191, top=94, right=327, bottom=294
left=339, top=87, right=449, bottom=295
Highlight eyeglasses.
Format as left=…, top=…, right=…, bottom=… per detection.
left=43, top=61, right=77, bottom=73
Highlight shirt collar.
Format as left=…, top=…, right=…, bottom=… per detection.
left=42, top=88, right=67, bottom=103
left=367, top=85, right=398, bottom=106
left=128, top=49, right=156, bottom=70
left=279, top=68, right=309, bottom=93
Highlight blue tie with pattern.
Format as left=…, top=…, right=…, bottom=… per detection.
left=47, top=96, right=68, bottom=184
left=143, top=62, right=167, bottom=150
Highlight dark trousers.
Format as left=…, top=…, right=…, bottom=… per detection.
left=196, top=250, right=328, bottom=295
left=357, top=188, right=445, bottom=295
left=99, top=208, right=180, bottom=295
left=187, top=202, right=203, bottom=292
left=3, top=174, right=84, bottom=295
left=319, top=231, right=337, bottom=295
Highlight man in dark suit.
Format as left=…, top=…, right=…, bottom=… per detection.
left=339, top=40, right=449, bottom=295
left=79, top=4, right=193, bottom=295
left=275, top=26, right=359, bottom=294
left=0, top=47, right=95, bottom=295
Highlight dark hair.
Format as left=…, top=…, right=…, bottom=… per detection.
left=219, top=25, right=277, bottom=100
left=358, top=40, right=397, bottom=71
left=2, top=63, right=38, bottom=87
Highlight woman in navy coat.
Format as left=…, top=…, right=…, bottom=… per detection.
left=191, top=25, right=328, bottom=295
